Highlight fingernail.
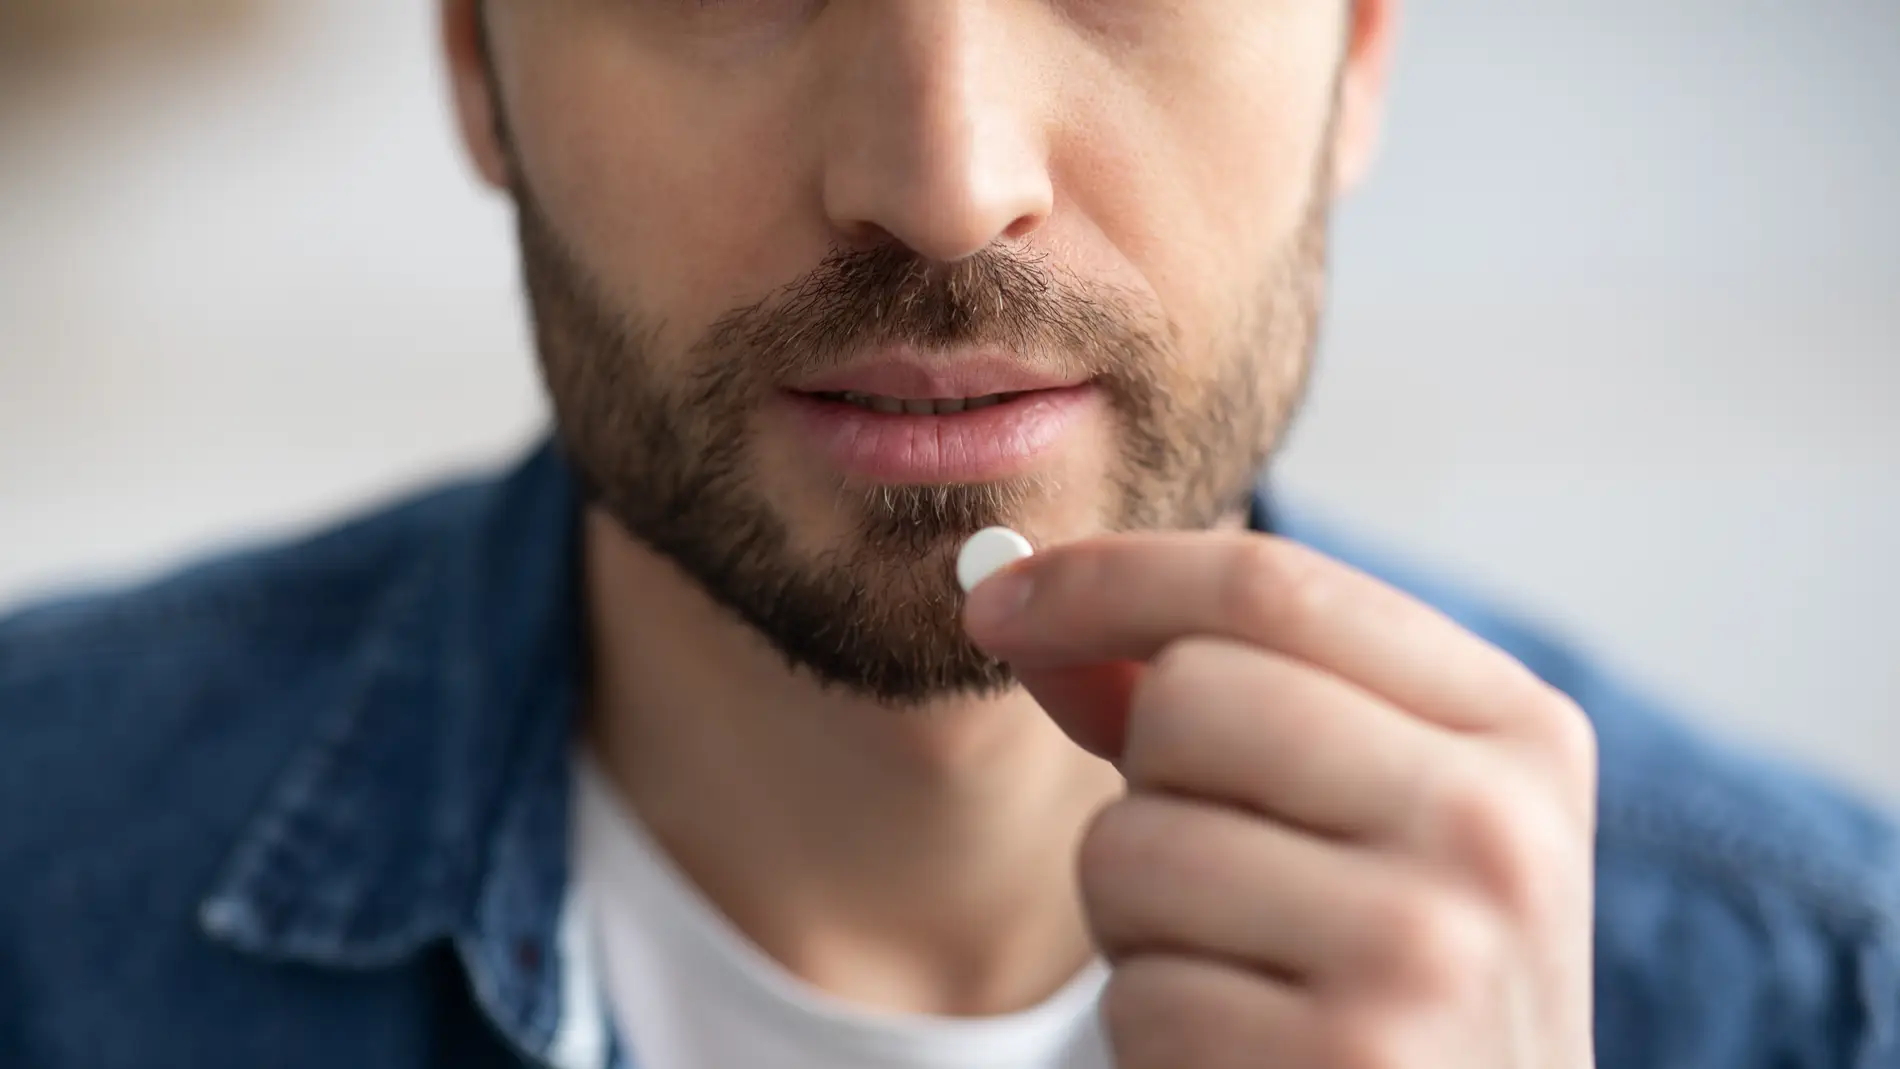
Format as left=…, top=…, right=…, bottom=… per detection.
left=965, top=566, right=1034, bottom=632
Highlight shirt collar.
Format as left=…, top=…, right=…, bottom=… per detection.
left=197, top=438, right=597, bottom=1061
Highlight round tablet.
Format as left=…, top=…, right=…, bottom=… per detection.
left=957, top=527, right=1035, bottom=594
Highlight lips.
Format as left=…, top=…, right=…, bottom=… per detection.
left=806, top=390, right=1026, bottom=415
left=775, top=383, right=1100, bottom=484
left=791, top=353, right=1088, bottom=402
left=773, top=350, right=1103, bottom=482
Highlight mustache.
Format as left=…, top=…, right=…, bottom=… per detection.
left=694, top=242, right=1163, bottom=389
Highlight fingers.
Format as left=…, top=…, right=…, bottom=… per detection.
left=1080, top=792, right=1465, bottom=989
left=1122, top=639, right=1456, bottom=841
left=1102, top=955, right=1319, bottom=1069
left=1082, top=793, right=1377, bottom=979
left=973, top=534, right=1602, bottom=1069
left=964, top=531, right=1555, bottom=738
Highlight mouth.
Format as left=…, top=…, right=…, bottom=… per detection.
left=778, top=383, right=1101, bottom=483
left=775, top=351, right=1101, bottom=482
left=802, top=390, right=1033, bottom=416
left=789, top=350, right=1090, bottom=404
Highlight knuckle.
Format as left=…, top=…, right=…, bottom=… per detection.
left=1425, top=772, right=1555, bottom=919
left=1537, top=691, right=1600, bottom=792
left=1365, top=885, right=1500, bottom=1001
left=1316, top=1013, right=1414, bottom=1069
left=1222, top=538, right=1328, bottom=639
left=1498, top=677, right=1599, bottom=797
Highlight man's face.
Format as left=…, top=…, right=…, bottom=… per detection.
left=452, top=0, right=1390, bottom=707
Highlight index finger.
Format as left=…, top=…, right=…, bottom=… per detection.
left=962, top=531, right=1550, bottom=737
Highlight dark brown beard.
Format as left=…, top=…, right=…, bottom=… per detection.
left=513, top=166, right=1327, bottom=707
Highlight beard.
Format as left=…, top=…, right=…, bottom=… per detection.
left=513, top=159, right=1329, bottom=709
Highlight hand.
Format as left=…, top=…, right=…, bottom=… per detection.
left=963, top=531, right=1598, bottom=1069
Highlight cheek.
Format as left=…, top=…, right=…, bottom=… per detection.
left=500, top=20, right=819, bottom=353
left=1056, top=6, right=1340, bottom=355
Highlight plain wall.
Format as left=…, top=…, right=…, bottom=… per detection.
left=2, top=1, right=1895, bottom=801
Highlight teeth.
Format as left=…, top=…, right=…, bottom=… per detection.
left=824, top=391, right=1016, bottom=414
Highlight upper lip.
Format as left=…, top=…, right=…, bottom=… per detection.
left=790, top=352, right=1090, bottom=400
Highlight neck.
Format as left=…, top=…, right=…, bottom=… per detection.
left=581, top=510, right=1123, bottom=1017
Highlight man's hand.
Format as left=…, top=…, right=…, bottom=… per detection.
left=963, top=531, right=1598, bottom=1069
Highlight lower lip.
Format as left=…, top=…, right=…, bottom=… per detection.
left=777, top=384, right=1100, bottom=483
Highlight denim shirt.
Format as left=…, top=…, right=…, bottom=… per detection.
left=2, top=440, right=1897, bottom=1069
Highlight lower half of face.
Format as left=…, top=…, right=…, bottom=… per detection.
left=501, top=6, right=1337, bottom=708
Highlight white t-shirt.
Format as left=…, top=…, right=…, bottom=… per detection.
left=572, top=755, right=1114, bottom=1069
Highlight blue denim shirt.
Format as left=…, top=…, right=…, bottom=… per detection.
left=2, top=440, right=1897, bottom=1068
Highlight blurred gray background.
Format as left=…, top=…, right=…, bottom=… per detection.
left=1, top=2, right=1895, bottom=801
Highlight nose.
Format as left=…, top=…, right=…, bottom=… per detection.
left=820, top=3, right=1055, bottom=263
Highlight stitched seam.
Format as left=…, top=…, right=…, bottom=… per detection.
left=195, top=561, right=461, bottom=968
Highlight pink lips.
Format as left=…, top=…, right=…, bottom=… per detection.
left=776, top=352, right=1101, bottom=484
left=793, top=355, right=1089, bottom=400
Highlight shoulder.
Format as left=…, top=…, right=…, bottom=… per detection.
left=0, top=472, right=496, bottom=935
left=0, top=472, right=494, bottom=740
left=1276, top=501, right=1900, bottom=1067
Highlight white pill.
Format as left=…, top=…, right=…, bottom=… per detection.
left=957, top=527, right=1035, bottom=594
